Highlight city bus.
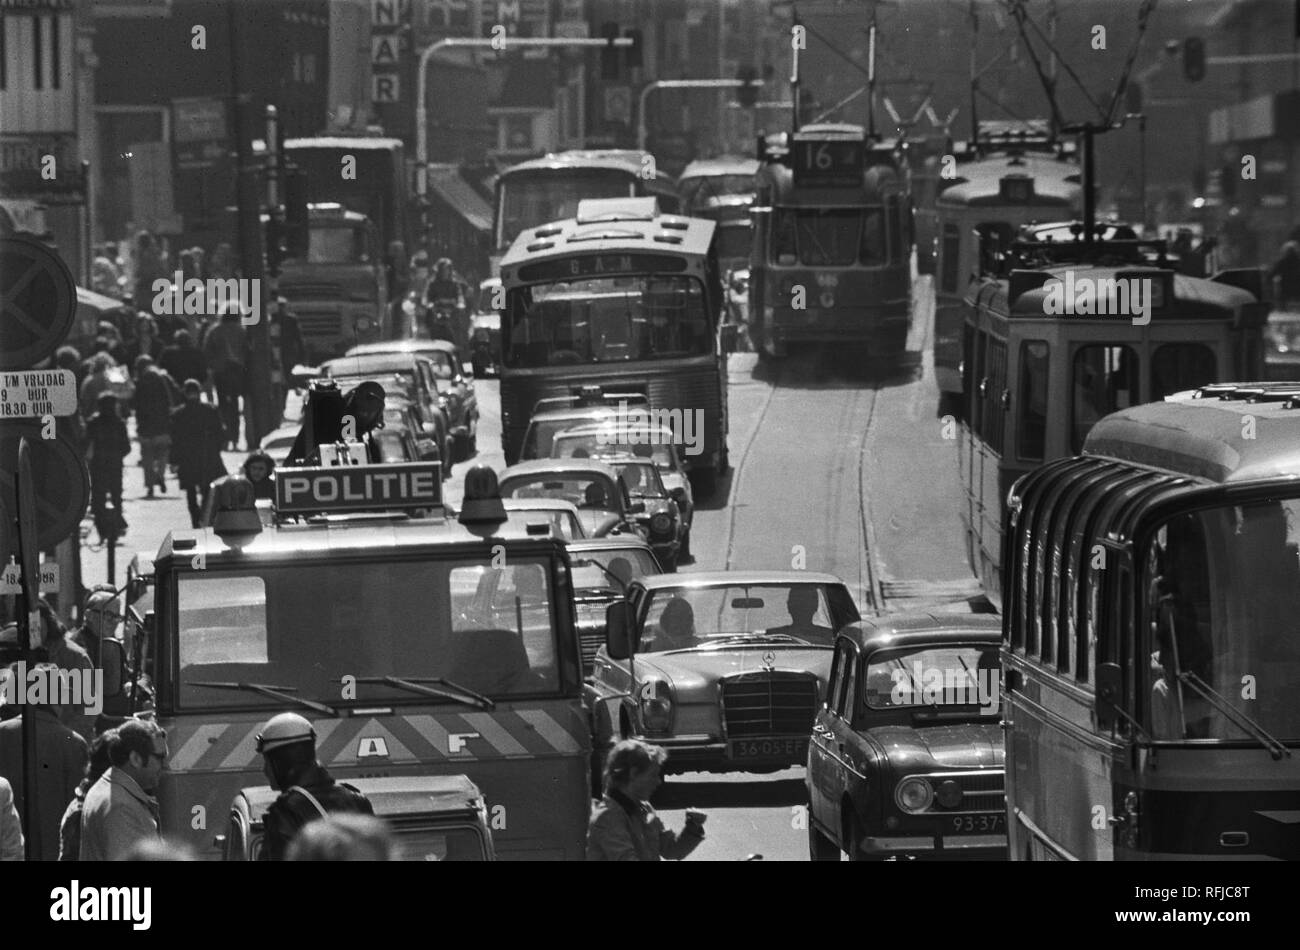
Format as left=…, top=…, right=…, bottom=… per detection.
left=748, top=123, right=912, bottom=361
left=932, top=153, right=1081, bottom=399
left=491, top=150, right=681, bottom=277
left=117, top=461, right=593, bottom=860
left=959, top=232, right=1269, bottom=610
left=1003, top=382, right=1300, bottom=859
left=497, top=197, right=731, bottom=497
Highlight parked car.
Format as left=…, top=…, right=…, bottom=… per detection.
left=565, top=536, right=661, bottom=677
left=587, top=571, right=861, bottom=784
left=806, top=614, right=1006, bottom=862
left=219, top=775, right=495, bottom=861
left=518, top=393, right=651, bottom=461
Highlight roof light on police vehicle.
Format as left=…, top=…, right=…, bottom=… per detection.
left=210, top=476, right=263, bottom=549
left=895, top=776, right=934, bottom=814
left=459, top=465, right=507, bottom=526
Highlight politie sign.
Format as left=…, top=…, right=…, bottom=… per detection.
left=275, top=462, right=442, bottom=514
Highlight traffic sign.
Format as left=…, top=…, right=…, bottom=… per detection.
left=0, top=370, right=76, bottom=419
left=0, top=236, right=77, bottom=370
left=0, top=558, right=58, bottom=594
left=0, top=425, right=88, bottom=566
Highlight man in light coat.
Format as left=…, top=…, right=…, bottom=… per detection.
left=79, top=719, right=167, bottom=861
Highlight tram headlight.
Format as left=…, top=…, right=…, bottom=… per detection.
left=895, top=776, right=934, bottom=814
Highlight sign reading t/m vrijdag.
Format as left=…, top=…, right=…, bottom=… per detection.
left=0, top=370, right=76, bottom=419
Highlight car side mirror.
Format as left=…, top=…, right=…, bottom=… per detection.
left=100, top=638, right=126, bottom=698
left=1095, top=662, right=1124, bottom=731
left=605, top=601, right=632, bottom=660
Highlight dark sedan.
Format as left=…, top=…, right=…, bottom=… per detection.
left=806, top=614, right=1006, bottom=862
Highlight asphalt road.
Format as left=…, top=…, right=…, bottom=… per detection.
left=83, top=275, right=985, bottom=861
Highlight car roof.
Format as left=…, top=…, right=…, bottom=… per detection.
left=835, top=613, right=1002, bottom=651
left=528, top=406, right=624, bottom=425
left=565, top=536, right=656, bottom=554
left=501, top=497, right=581, bottom=514
left=638, top=570, right=849, bottom=591
left=499, top=458, right=622, bottom=481
left=323, top=354, right=428, bottom=376
left=240, top=774, right=485, bottom=822
left=556, top=421, right=675, bottom=438
left=346, top=339, right=458, bottom=357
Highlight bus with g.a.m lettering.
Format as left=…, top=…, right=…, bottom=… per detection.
left=497, top=197, right=731, bottom=498
left=1004, top=383, right=1300, bottom=860
left=121, top=461, right=592, bottom=860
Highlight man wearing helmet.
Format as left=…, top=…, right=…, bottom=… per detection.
left=256, top=713, right=374, bottom=861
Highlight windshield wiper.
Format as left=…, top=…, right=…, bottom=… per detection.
left=1177, top=671, right=1290, bottom=760
left=186, top=681, right=338, bottom=716
left=354, top=675, right=495, bottom=711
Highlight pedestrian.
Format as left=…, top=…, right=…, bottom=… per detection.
left=586, top=739, right=707, bottom=861
left=242, top=449, right=276, bottom=501
left=255, top=713, right=374, bottom=861
left=1270, top=231, right=1300, bottom=311
left=133, top=355, right=175, bottom=498
left=79, top=718, right=166, bottom=861
left=267, top=296, right=305, bottom=421
left=78, top=353, right=116, bottom=418
left=0, top=777, right=23, bottom=861
left=95, top=319, right=131, bottom=368
left=203, top=304, right=249, bottom=450
left=70, top=586, right=121, bottom=671
left=55, top=345, right=85, bottom=389
left=131, top=231, right=166, bottom=312
left=169, top=379, right=227, bottom=528
left=130, top=314, right=163, bottom=368
left=59, top=730, right=116, bottom=861
left=91, top=246, right=122, bottom=297
left=85, top=392, right=131, bottom=531
left=159, top=328, right=207, bottom=389
left=34, top=601, right=98, bottom=742
left=0, top=663, right=90, bottom=862
left=286, top=814, right=395, bottom=861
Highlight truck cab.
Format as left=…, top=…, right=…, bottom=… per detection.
left=276, top=203, right=390, bottom=363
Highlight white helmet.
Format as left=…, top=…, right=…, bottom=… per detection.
left=256, top=712, right=316, bottom=754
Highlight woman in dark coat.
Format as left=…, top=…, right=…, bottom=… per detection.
left=85, top=392, right=132, bottom=532
left=169, top=379, right=228, bottom=528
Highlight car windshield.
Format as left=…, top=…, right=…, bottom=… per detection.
left=503, top=275, right=712, bottom=368
left=522, top=415, right=617, bottom=459
left=500, top=473, right=621, bottom=511
left=570, top=547, right=660, bottom=595
left=863, top=644, right=1001, bottom=712
left=639, top=583, right=859, bottom=652
left=394, top=825, right=489, bottom=861
left=1142, top=498, right=1300, bottom=742
left=679, top=174, right=756, bottom=211
left=614, top=462, right=667, bottom=498
left=551, top=430, right=678, bottom=471
left=505, top=506, right=583, bottom=540
left=176, top=559, right=566, bottom=708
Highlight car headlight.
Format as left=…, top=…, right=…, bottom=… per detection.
left=639, top=679, right=673, bottom=733
left=895, top=776, right=934, bottom=814
left=650, top=512, right=673, bottom=535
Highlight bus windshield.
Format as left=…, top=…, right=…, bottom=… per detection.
left=498, top=171, right=634, bottom=248
left=504, top=275, right=712, bottom=367
left=772, top=208, right=885, bottom=266
left=1143, top=498, right=1300, bottom=742
left=176, top=559, right=564, bottom=708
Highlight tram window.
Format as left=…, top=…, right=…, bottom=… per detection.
left=1018, top=341, right=1050, bottom=462
left=1151, top=343, right=1216, bottom=401
left=984, top=338, right=1007, bottom=454
left=971, top=330, right=988, bottom=439
left=975, top=222, right=1015, bottom=274
left=1071, top=345, right=1139, bottom=453
left=860, top=210, right=885, bottom=265
left=940, top=223, right=961, bottom=293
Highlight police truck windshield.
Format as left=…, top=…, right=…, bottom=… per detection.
left=503, top=275, right=711, bottom=368
left=177, top=559, right=562, bottom=708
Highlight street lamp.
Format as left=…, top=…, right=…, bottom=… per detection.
left=415, top=36, right=633, bottom=197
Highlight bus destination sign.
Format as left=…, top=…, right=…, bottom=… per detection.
left=792, top=136, right=864, bottom=188
left=516, top=253, right=689, bottom=284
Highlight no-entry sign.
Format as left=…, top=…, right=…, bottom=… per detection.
left=0, top=235, right=77, bottom=370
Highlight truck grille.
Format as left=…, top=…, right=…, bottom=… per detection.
left=296, top=311, right=342, bottom=337
left=578, top=630, right=602, bottom=675
left=720, top=671, right=818, bottom=737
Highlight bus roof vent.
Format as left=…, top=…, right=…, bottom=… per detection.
left=659, top=218, right=689, bottom=230
left=652, top=233, right=684, bottom=244
left=534, top=225, right=564, bottom=238
left=1008, top=269, right=1053, bottom=306
left=526, top=240, right=555, bottom=253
